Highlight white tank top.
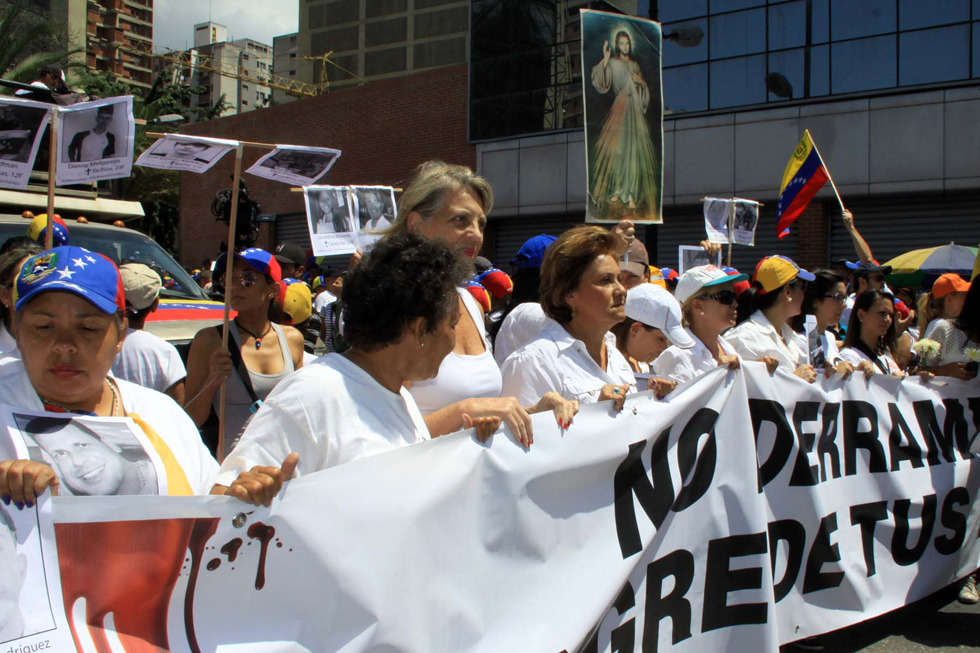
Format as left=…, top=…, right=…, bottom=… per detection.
left=409, top=288, right=503, bottom=415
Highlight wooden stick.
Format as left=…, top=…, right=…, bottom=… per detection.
left=727, top=197, right=735, bottom=267
left=217, top=143, right=245, bottom=464
left=290, top=186, right=403, bottom=192
left=146, top=132, right=278, bottom=150
left=44, top=111, right=57, bottom=250
left=809, top=137, right=845, bottom=212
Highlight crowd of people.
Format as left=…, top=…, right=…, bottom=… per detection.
left=0, top=160, right=977, bottom=640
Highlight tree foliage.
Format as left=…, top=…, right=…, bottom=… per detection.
left=0, top=3, right=81, bottom=87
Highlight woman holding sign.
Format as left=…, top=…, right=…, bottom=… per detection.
left=0, top=246, right=290, bottom=507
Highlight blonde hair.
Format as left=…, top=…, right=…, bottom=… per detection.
left=388, top=161, right=494, bottom=234
left=917, top=292, right=943, bottom=334
left=680, top=286, right=715, bottom=326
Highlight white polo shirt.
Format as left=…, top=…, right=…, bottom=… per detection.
left=724, top=310, right=806, bottom=370
left=500, top=321, right=636, bottom=406
left=653, top=328, right=738, bottom=385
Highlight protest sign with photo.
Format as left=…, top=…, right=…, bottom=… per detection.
left=304, top=185, right=358, bottom=256
left=582, top=9, right=663, bottom=224
left=0, top=97, right=52, bottom=190
left=6, top=408, right=169, bottom=497
left=351, top=185, right=397, bottom=250
left=0, top=414, right=80, bottom=652
left=21, top=366, right=980, bottom=653
left=246, top=144, right=341, bottom=187
left=703, top=197, right=761, bottom=246
left=135, top=134, right=237, bottom=174
left=678, top=244, right=721, bottom=273
left=55, top=96, right=135, bottom=185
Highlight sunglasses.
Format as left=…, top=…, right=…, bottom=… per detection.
left=822, top=293, right=847, bottom=304
left=703, top=290, right=737, bottom=305
left=230, top=271, right=258, bottom=287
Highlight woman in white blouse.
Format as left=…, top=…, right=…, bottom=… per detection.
left=725, top=255, right=818, bottom=382
left=500, top=226, right=636, bottom=411
left=839, top=289, right=904, bottom=375
left=918, top=281, right=978, bottom=380
left=389, top=161, right=578, bottom=444
left=791, top=269, right=864, bottom=378
left=653, top=266, right=743, bottom=385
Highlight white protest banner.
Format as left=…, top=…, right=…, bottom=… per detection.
left=351, top=185, right=397, bottom=250
left=55, top=96, right=135, bottom=185
left=21, top=366, right=980, bottom=652
left=0, top=413, right=75, bottom=653
left=246, top=144, right=341, bottom=187
left=678, top=244, right=721, bottom=274
left=303, top=185, right=358, bottom=256
left=0, top=97, right=52, bottom=190
left=136, top=134, right=237, bottom=174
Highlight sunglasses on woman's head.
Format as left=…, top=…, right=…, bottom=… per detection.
left=703, top=289, right=737, bottom=305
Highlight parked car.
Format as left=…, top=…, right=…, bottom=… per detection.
left=0, top=215, right=225, bottom=357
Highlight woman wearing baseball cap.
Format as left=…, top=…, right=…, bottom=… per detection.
left=917, top=273, right=970, bottom=340
left=725, top=256, right=818, bottom=382
left=0, top=246, right=289, bottom=507
left=609, top=284, right=685, bottom=396
left=652, top=265, right=744, bottom=385
left=184, top=248, right=305, bottom=458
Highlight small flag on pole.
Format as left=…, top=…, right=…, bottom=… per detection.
left=775, top=129, right=830, bottom=239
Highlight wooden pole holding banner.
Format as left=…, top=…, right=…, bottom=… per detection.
left=217, top=143, right=245, bottom=464
left=809, top=137, right=846, bottom=213
left=727, top=197, right=735, bottom=268
left=44, top=111, right=58, bottom=250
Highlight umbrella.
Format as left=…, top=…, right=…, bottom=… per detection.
left=884, top=243, right=978, bottom=287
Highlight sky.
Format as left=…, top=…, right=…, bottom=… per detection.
left=154, top=0, right=299, bottom=51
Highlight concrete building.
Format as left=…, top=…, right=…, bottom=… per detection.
left=179, top=23, right=274, bottom=117
left=272, top=33, right=300, bottom=105
left=296, top=0, right=470, bottom=91
left=473, top=0, right=980, bottom=275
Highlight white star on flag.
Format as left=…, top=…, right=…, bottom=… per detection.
left=72, top=257, right=88, bottom=268
left=85, top=255, right=97, bottom=263
left=56, top=267, right=75, bottom=279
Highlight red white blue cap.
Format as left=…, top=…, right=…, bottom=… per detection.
left=26, top=214, right=69, bottom=247
left=14, top=246, right=125, bottom=314
left=215, top=248, right=282, bottom=284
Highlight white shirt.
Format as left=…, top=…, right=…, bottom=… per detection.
left=653, top=328, right=737, bottom=385
left=795, top=329, right=842, bottom=370
left=923, top=318, right=944, bottom=340
left=840, top=346, right=902, bottom=375
left=0, top=323, right=20, bottom=374
left=79, top=131, right=109, bottom=161
left=494, top=303, right=553, bottom=366
left=409, top=289, right=502, bottom=415
left=215, top=354, right=429, bottom=486
left=0, top=370, right=218, bottom=495
left=313, top=290, right=336, bottom=314
left=111, top=328, right=186, bottom=393
left=725, top=311, right=806, bottom=370
left=500, top=321, right=636, bottom=407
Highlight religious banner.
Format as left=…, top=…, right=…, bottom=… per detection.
left=0, top=97, right=52, bottom=190
left=582, top=9, right=663, bottom=224
left=55, top=96, right=135, bottom=186
left=135, top=134, right=237, bottom=174
left=246, top=145, right=341, bottom=187
left=8, top=366, right=980, bottom=652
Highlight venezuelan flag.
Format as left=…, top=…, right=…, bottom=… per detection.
left=775, top=130, right=829, bottom=239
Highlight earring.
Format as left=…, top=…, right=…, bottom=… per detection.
left=420, top=341, right=425, bottom=349
left=700, top=311, right=705, bottom=316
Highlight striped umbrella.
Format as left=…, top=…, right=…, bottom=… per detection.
left=884, top=243, right=978, bottom=287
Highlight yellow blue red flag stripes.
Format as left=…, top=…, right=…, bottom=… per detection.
left=776, top=130, right=829, bottom=239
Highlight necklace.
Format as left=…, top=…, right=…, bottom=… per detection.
left=40, top=379, right=120, bottom=416
left=235, top=318, right=273, bottom=350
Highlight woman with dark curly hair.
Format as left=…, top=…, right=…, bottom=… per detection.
left=214, top=232, right=495, bottom=483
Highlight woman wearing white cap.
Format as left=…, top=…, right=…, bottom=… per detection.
left=610, top=284, right=684, bottom=396
left=653, top=265, right=743, bottom=384
left=725, top=256, right=818, bottom=382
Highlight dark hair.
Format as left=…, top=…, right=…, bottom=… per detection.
left=0, top=237, right=42, bottom=256
left=0, top=245, right=43, bottom=324
left=539, top=225, right=618, bottom=324
left=490, top=267, right=541, bottom=346
left=735, top=282, right=783, bottom=324
left=615, top=30, right=632, bottom=56
left=843, top=289, right=898, bottom=355
left=341, top=231, right=470, bottom=352
left=791, top=269, right=844, bottom=332
left=955, top=279, right=980, bottom=337
left=609, top=317, right=650, bottom=354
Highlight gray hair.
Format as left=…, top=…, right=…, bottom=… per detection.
left=388, top=161, right=494, bottom=234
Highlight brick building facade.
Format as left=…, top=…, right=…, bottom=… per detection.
left=177, top=63, right=473, bottom=266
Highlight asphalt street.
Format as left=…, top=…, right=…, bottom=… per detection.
left=780, top=585, right=980, bottom=652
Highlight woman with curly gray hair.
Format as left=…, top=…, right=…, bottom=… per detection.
left=215, top=231, right=504, bottom=485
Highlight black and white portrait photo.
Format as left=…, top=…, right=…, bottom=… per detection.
left=0, top=98, right=52, bottom=190
left=678, top=245, right=722, bottom=275
left=702, top=197, right=731, bottom=244
left=136, top=134, right=236, bottom=174
left=352, top=186, right=396, bottom=233
left=732, top=199, right=760, bottom=246
left=55, top=95, right=134, bottom=185
left=247, top=145, right=342, bottom=187
left=13, top=413, right=164, bottom=497
left=304, top=186, right=359, bottom=256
